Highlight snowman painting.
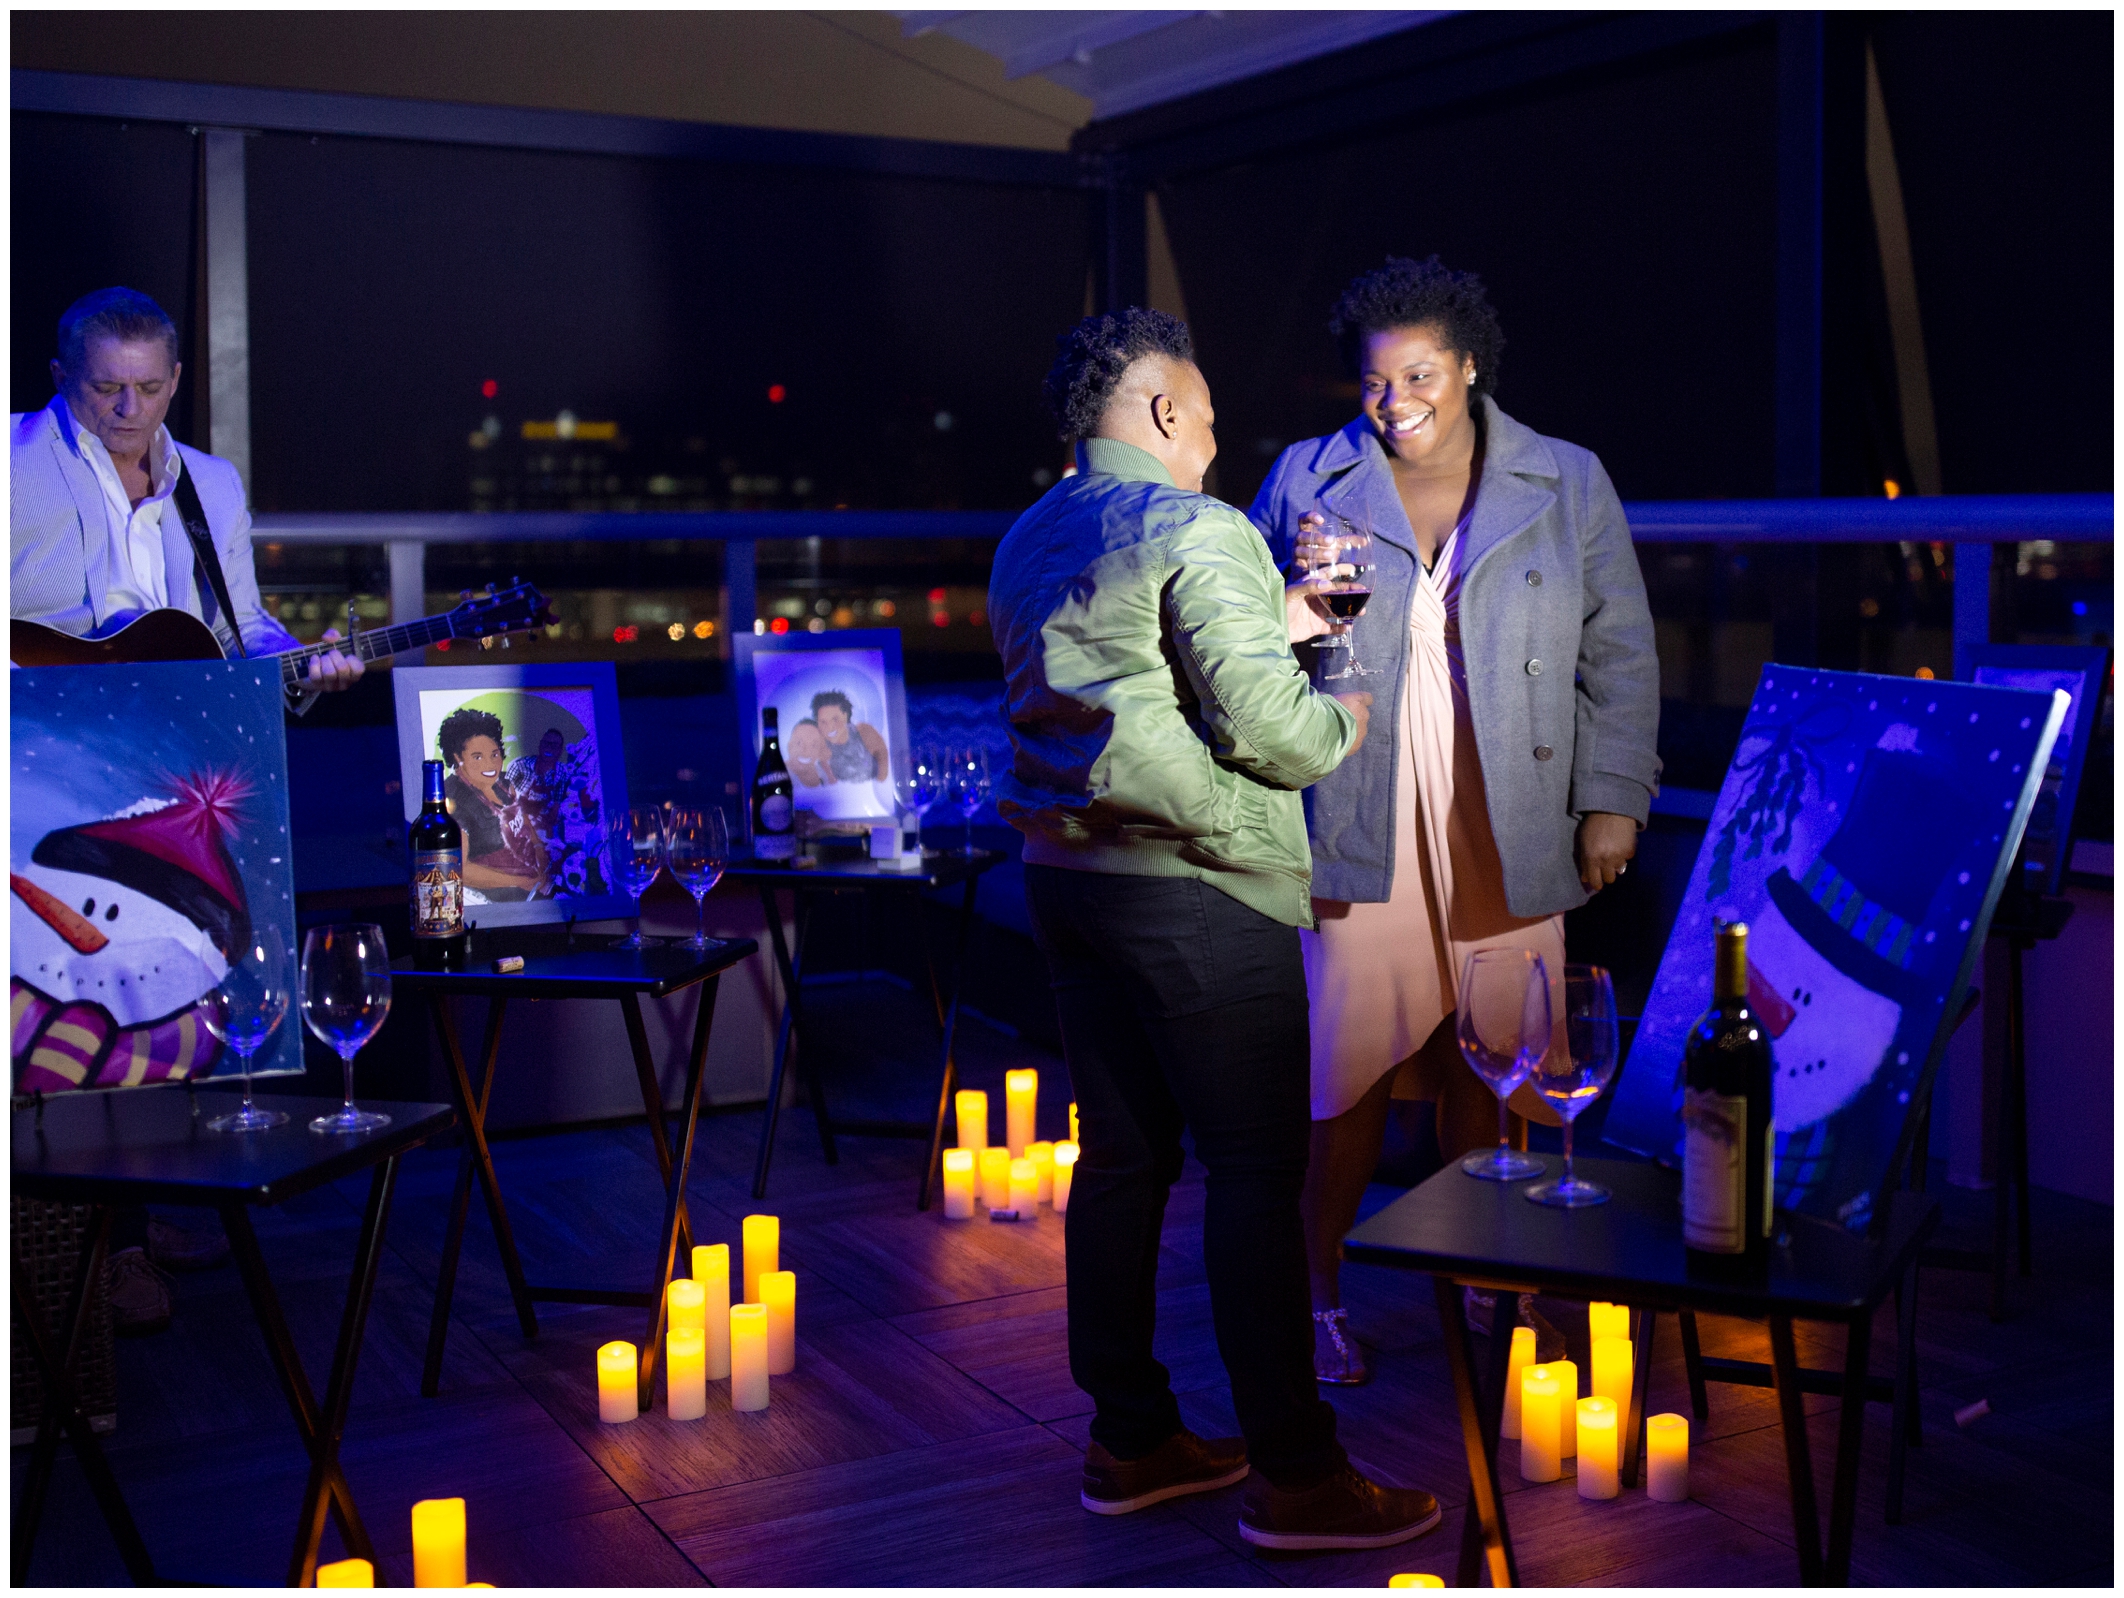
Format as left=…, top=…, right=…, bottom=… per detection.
left=10, top=770, right=252, bottom=1093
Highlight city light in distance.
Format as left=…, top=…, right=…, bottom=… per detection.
left=481, top=379, right=498, bottom=398
left=767, top=384, right=787, bottom=404
left=613, top=625, right=640, bottom=643
left=770, top=617, right=790, bottom=634
left=694, top=620, right=716, bottom=639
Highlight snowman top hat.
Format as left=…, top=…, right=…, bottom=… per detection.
left=1764, top=729, right=1977, bottom=1011
left=31, top=771, right=252, bottom=961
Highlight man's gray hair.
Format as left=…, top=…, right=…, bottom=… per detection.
left=57, top=287, right=179, bottom=374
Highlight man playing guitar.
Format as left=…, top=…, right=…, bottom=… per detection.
left=11, top=286, right=363, bottom=706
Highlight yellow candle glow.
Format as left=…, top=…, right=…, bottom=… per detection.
left=667, top=1277, right=705, bottom=1333
left=942, top=1148, right=977, bottom=1218
left=1519, top=1364, right=1562, bottom=1482
left=1591, top=1334, right=1633, bottom=1413
left=1588, top=1300, right=1630, bottom=1342
left=1576, top=1397, right=1620, bottom=1499
left=1069, top=1100, right=1079, bottom=1143
left=762, top=1270, right=796, bottom=1374
left=730, top=1303, right=770, bottom=1411
left=1052, top=1141, right=1079, bottom=1213
left=1555, top=1358, right=1579, bottom=1457
left=979, top=1147, right=1012, bottom=1210
left=1008, top=1156, right=1038, bottom=1213
left=955, top=1088, right=989, bottom=1151
left=1387, top=1577, right=1444, bottom=1588
left=1005, top=1069, right=1038, bottom=1157
left=1646, top=1412, right=1690, bottom=1501
left=667, top=1325, right=707, bottom=1420
left=742, top=1214, right=778, bottom=1304
left=694, top=1244, right=731, bottom=1380
left=410, top=1496, right=466, bottom=1588
left=597, top=1341, right=638, bottom=1423
left=1029, top=1141, right=1056, bottom=1205
left=317, top=1558, right=374, bottom=1587
left=1500, top=1324, right=1536, bottom=1440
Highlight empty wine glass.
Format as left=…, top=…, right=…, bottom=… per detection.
left=1525, top=964, right=1621, bottom=1207
left=898, top=741, right=946, bottom=856
left=1456, top=947, right=1550, bottom=1180
left=950, top=744, right=991, bottom=856
left=201, top=932, right=291, bottom=1132
left=609, top=805, right=667, bottom=951
left=1313, top=514, right=1374, bottom=682
left=665, top=807, right=728, bottom=952
left=300, top=924, right=393, bottom=1135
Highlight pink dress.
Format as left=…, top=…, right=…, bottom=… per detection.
left=1300, top=521, right=1566, bottom=1121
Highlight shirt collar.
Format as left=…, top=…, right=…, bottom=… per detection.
left=1074, top=436, right=1176, bottom=488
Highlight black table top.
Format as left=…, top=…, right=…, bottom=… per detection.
left=1342, top=1155, right=1938, bottom=1322
left=13, top=1086, right=455, bottom=1208
left=723, top=850, right=1004, bottom=889
left=388, top=930, right=758, bottom=998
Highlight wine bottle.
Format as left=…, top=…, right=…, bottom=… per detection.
left=409, top=759, right=467, bottom=971
left=753, top=708, right=798, bottom=861
left=1682, top=921, right=1775, bottom=1269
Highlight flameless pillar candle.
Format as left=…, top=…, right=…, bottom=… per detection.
left=1554, top=1358, right=1579, bottom=1457
left=730, top=1303, right=770, bottom=1411
left=942, top=1148, right=977, bottom=1218
left=1591, top=1334, right=1633, bottom=1412
left=1069, top=1101, right=1079, bottom=1143
left=762, top=1270, right=796, bottom=1373
left=316, top=1558, right=374, bottom=1587
left=742, top=1214, right=778, bottom=1304
left=1387, top=1577, right=1445, bottom=1588
left=1008, top=1156, right=1038, bottom=1213
left=1576, top=1397, right=1620, bottom=1498
left=1500, top=1324, right=1536, bottom=1440
left=1052, top=1141, right=1078, bottom=1213
left=979, top=1147, right=1012, bottom=1210
left=1588, top=1301, right=1630, bottom=1342
left=1029, top=1141, right=1056, bottom=1205
left=667, top=1325, right=707, bottom=1419
left=955, top=1088, right=989, bottom=1152
left=668, top=1277, right=705, bottom=1333
left=1646, top=1412, right=1690, bottom=1501
left=410, top=1497, right=466, bottom=1588
left=1005, top=1069, right=1038, bottom=1157
left=693, top=1244, right=731, bottom=1379
left=1519, top=1365, right=1563, bottom=1482
left=597, top=1341, right=638, bottom=1423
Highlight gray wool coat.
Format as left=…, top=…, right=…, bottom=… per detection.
left=1249, top=397, right=1662, bottom=917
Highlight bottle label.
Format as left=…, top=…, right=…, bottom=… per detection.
left=755, top=833, right=798, bottom=861
left=759, top=794, right=793, bottom=831
left=1682, top=1086, right=1747, bottom=1253
left=411, top=848, right=465, bottom=939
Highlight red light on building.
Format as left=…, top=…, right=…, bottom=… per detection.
left=767, top=384, right=787, bottom=404
left=435, top=639, right=451, bottom=651
left=769, top=617, right=790, bottom=635
left=968, top=609, right=985, bottom=627
left=613, top=625, right=640, bottom=644
left=931, top=613, right=950, bottom=629
left=927, top=587, right=947, bottom=605
left=481, top=379, right=498, bottom=398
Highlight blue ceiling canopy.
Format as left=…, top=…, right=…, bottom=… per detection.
left=897, top=10, right=1451, bottom=120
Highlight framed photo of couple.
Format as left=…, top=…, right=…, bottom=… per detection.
left=733, top=629, right=911, bottom=838
left=391, top=662, right=633, bottom=927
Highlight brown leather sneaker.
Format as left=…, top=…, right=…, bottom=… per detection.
left=1082, top=1428, right=1250, bottom=1515
left=1237, top=1465, right=1442, bottom=1551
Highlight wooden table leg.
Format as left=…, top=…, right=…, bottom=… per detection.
left=424, top=995, right=521, bottom=1396
left=638, top=974, right=721, bottom=1410
left=1886, top=1262, right=1919, bottom=1524
left=1621, top=1306, right=1659, bottom=1488
left=425, top=993, right=536, bottom=1357
left=10, top=1209, right=156, bottom=1587
left=754, top=885, right=834, bottom=1200
left=2008, top=937, right=2033, bottom=1278
left=1768, top=1313, right=1826, bottom=1586
left=918, top=877, right=979, bottom=1211
left=621, top=991, right=694, bottom=1260
left=1434, top=1275, right=1516, bottom=1589
left=223, top=1203, right=373, bottom=1563
left=1825, top=1306, right=1873, bottom=1584
left=286, top=1156, right=400, bottom=1589
left=1678, top=1307, right=1711, bottom=1426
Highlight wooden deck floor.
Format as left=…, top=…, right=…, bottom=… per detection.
left=14, top=993, right=2113, bottom=1587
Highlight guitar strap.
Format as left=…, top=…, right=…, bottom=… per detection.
left=169, top=465, right=246, bottom=660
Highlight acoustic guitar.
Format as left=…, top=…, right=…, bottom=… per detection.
left=10, top=580, right=553, bottom=686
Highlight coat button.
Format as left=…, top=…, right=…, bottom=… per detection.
left=1526, top=570, right=1543, bottom=587
left=1534, top=745, right=1554, bottom=761
left=1526, top=659, right=1543, bottom=676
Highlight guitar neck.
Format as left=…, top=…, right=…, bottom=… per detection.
left=275, top=615, right=457, bottom=687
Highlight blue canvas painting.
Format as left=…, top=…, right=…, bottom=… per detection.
left=1603, top=666, right=2067, bottom=1231
left=10, top=661, right=300, bottom=1093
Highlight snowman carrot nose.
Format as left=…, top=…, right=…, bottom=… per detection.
left=10, top=873, right=110, bottom=955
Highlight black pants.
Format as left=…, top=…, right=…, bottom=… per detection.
left=1025, top=864, right=1344, bottom=1489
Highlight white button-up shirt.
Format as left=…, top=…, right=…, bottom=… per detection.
left=55, top=402, right=184, bottom=617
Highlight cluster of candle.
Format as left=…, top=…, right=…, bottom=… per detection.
left=596, top=1216, right=796, bottom=1424
left=315, top=1498, right=497, bottom=1587
left=941, top=1078, right=1079, bottom=1220
left=1505, top=1302, right=1689, bottom=1502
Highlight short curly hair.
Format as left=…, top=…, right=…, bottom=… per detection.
left=438, top=707, right=506, bottom=766
left=1041, top=308, right=1195, bottom=442
left=1327, top=256, right=1505, bottom=401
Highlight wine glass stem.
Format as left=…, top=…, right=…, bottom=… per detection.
left=693, top=890, right=707, bottom=942
left=339, top=1048, right=358, bottom=1113
left=1561, top=1117, right=1575, bottom=1186
left=1497, top=1094, right=1512, bottom=1156
left=238, top=1048, right=256, bottom=1112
